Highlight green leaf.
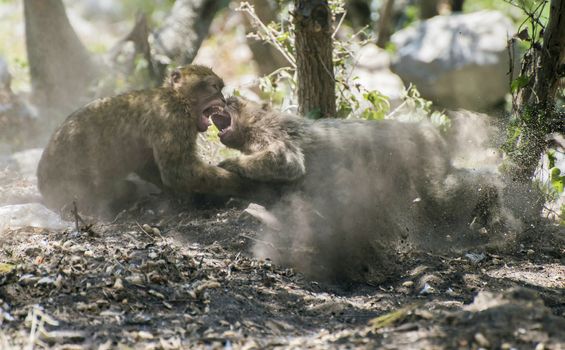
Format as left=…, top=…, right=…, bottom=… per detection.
left=511, top=75, right=530, bottom=93
left=548, top=149, right=557, bottom=169
left=361, top=108, right=385, bottom=120
left=550, top=167, right=564, bottom=193
left=0, top=263, right=15, bottom=275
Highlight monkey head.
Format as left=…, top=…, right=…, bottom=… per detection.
left=211, top=96, right=271, bottom=152
left=167, top=65, right=226, bottom=132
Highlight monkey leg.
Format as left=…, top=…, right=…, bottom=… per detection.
left=55, top=179, right=138, bottom=218
left=135, top=159, right=164, bottom=189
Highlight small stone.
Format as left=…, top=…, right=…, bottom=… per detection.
left=54, top=275, right=63, bottom=289
left=18, top=274, right=39, bottom=286
left=474, top=332, right=490, bottom=348
left=148, top=290, right=165, bottom=299
left=113, top=278, right=124, bottom=290
left=526, top=249, right=535, bottom=256
left=152, top=228, right=161, bottom=236
left=37, top=276, right=56, bottom=285
left=84, top=250, right=94, bottom=257
left=402, top=281, right=414, bottom=288
left=125, top=274, right=144, bottom=285
left=142, top=224, right=152, bottom=232
left=137, top=331, right=154, bottom=340
left=419, top=283, right=435, bottom=295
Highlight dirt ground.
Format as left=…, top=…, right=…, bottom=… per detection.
left=0, top=173, right=564, bottom=350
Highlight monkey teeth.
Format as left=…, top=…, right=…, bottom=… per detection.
left=211, top=111, right=232, bottom=133
left=203, top=105, right=224, bottom=118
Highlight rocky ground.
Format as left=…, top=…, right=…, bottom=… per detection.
left=0, top=152, right=564, bottom=350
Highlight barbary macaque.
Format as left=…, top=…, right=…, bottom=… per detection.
left=213, top=96, right=451, bottom=196
left=211, top=96, right=503, bottom=282
left=37, top=65, right=253, bottom=217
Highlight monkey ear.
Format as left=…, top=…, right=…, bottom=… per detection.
left=169, top=69, right=181, bottom=87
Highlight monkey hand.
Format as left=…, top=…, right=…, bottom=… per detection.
left=218, top=158, right=245, bottom=176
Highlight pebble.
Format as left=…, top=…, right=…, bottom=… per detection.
left=136, top=331, right=154, bottom=340
left=113, top=278, right=124, bottom=290
left=126, top=274, right=144, bottom=285
left=474, top=332, right=490, bottom=348
left=18, top=274, right=39, bottom=286
left=402, top=281, right=414, bottom=288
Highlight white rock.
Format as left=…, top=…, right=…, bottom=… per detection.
left=391, top=11, right=516, bottom=110
left=352, top=44, right=405, bottom=109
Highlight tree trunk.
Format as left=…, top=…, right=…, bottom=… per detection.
left=152, top=0, right=229, bottom=77
left=376, top=0, right=395, bottom=48
left=293, top=0, right=336, bottom=118
left=244, top=0, right=289, bottom=76
left=420, top=0, right=439, bottom=19
left=24, top=0, right=100, bottom=117
left=24, top=0, right=226, bottom=125
left=345, top=0, right=372, bottom=29
left=508, top=0, right=565, bottom=182
left=451, top=0, right=465, bottom=12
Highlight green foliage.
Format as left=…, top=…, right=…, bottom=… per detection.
left=384, top=42, right=397, bottom=55
left=408, top=86, right=450, bottom=130
left=239, top=1, right=392, bottom=120
left=511, top=75, right=530, bottom=94
left=361, top=90, right=390, bottom=120
left=547, top=150, right=565, bottom=194
left=464, top=0, right=516, bottom=15
left=121, top=0, right=174, bottom=26
left=402, top=5, right=420, bottom=27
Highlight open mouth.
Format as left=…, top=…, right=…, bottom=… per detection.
left=199, top=99, right=225, bottom=132
left=211, top=110, right=232, bottom=136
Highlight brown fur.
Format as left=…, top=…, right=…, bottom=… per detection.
left=37, top=65, right=251, bottom=217
left=214, top=97, right=503, bottom=283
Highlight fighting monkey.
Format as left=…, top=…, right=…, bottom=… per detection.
left=211, top=96, right=504, bottom=283
left=37, top=65, right=251, bottom=217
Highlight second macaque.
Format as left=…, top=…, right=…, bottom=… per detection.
left=210, top=96, right=503, bottom=282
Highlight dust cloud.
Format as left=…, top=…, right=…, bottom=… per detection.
left=252, top=111, right=524, bottom=284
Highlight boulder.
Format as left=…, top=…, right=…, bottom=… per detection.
left=352, top=44, right=405, bottom=109
left=391, top=11, right=515, bottom=111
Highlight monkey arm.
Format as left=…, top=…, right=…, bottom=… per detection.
left=218, top=146, right=306, bottom=182
left=154, top=147, right=251, bottom=196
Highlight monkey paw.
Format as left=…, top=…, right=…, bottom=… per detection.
left=218, top=158, right=244, bottom=176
